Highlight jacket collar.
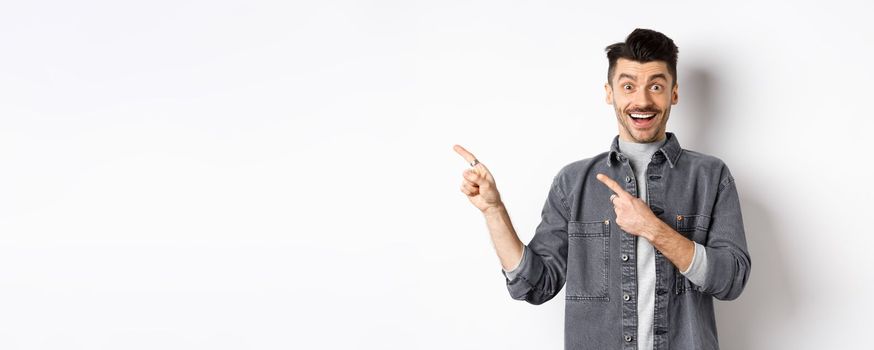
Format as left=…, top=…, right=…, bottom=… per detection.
left=606, top=131, right=683, bottom=169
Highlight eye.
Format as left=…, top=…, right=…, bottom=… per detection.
left=623, top=84, right=633, bottom=91
left=650, top=84, right=662, bottom=91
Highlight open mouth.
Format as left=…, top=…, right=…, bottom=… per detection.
left=628, top=112, right=657, bottom=127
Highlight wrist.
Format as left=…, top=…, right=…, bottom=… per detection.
left=645, top=219, right=670, bottom=243
left=482, top=203, right=505, bottom=217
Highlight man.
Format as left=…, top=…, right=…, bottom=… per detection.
left=453, top=28, right=751, bottom=349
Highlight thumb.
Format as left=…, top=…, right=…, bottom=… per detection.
left=463, top=168, right=487, bottom=185
left=476, top=163, right=494, bottom=182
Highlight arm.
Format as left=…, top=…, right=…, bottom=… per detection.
left=680, top=242, right=708, bottom=286
left=454, top=144, right=568, bottom=305
left=645, top=221, right=696, bottom=273
left=695, top=172, right=751, bottom=300
left=597, top=171, right=749, bottom=299
left=453, top=144, right=525, bottom=272
left=500, top=176, right=570, bottom=305
left=502, top=244, right=526, bottom=280
left=483, top=204, right=526, bottom=272
left=645, top=222, right=709, bottom=286
left=597, top=173, right=697, bottom=271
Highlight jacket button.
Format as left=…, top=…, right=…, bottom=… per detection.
left=676, top=215, right=684, bottom=221
left=625, top=175, right=632, bottom=183
left=621, top=254, right=629, bottom=262
left=625, top=335, right=633, bottom=342
left=604, top=220, right=610, bottom=225
left=623, top=294, right=630, bottom=301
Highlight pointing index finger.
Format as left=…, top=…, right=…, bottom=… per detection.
left=596, top=173, right=629, bottom=197
left=453, top=144, right=477, bottom=163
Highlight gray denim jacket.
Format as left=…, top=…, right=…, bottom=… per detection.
left=502, top=132, right=751, bottom=350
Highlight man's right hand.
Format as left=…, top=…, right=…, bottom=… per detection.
left=453, top=144, right=503, bottom=214
left=454, top=144, right=524, bottom=273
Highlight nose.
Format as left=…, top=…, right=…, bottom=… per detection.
left=631, top=86, right=653, bottom=107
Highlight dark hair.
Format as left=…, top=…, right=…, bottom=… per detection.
left=605, top=28, right=678, bottom=86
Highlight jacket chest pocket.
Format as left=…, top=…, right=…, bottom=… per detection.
left=673, top=214, right=711, bottom=294
left=674, top=214, right=710, bottom=242
left=566, top=220, right=610, bottom=301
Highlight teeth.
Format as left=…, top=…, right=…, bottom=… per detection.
left=630, top=113, right=656, bottom=119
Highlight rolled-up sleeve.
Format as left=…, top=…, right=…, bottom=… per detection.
left=502, top=244, right=527, bottom=281
left=680, top=241, right=708, bottom=287
left=502, top=173, right=570, bottom=305
left=699, top=168, right=752, bottom=300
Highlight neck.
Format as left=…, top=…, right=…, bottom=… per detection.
left=618, top=136, right=666, bottom=162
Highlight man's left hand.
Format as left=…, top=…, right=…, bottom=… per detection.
left=596, top=173, right=662, bottom=241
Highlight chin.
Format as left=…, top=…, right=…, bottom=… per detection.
left=631, top=132, right=660, bottom=143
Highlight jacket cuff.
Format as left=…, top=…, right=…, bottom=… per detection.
left=501, top=244, right=545, bottom=300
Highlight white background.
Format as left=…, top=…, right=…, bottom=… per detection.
left=0, top=0, right=872, bottom=349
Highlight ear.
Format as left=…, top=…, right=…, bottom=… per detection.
left=671, top=83, right=679, bottom=105
left=604, top=82, right=613, bottom=104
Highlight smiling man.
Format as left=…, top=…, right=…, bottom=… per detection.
left=454, top=28, right=751, bottom=349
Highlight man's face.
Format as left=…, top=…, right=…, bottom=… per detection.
left=604, top=58, right=678, bottom=143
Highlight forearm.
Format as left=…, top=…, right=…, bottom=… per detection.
left=483, top=203, right=525, bottom=271
left=644, top=220, right=695, bottom=272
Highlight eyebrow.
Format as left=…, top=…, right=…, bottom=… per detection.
left=617, top=73, right=669, bottom=83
